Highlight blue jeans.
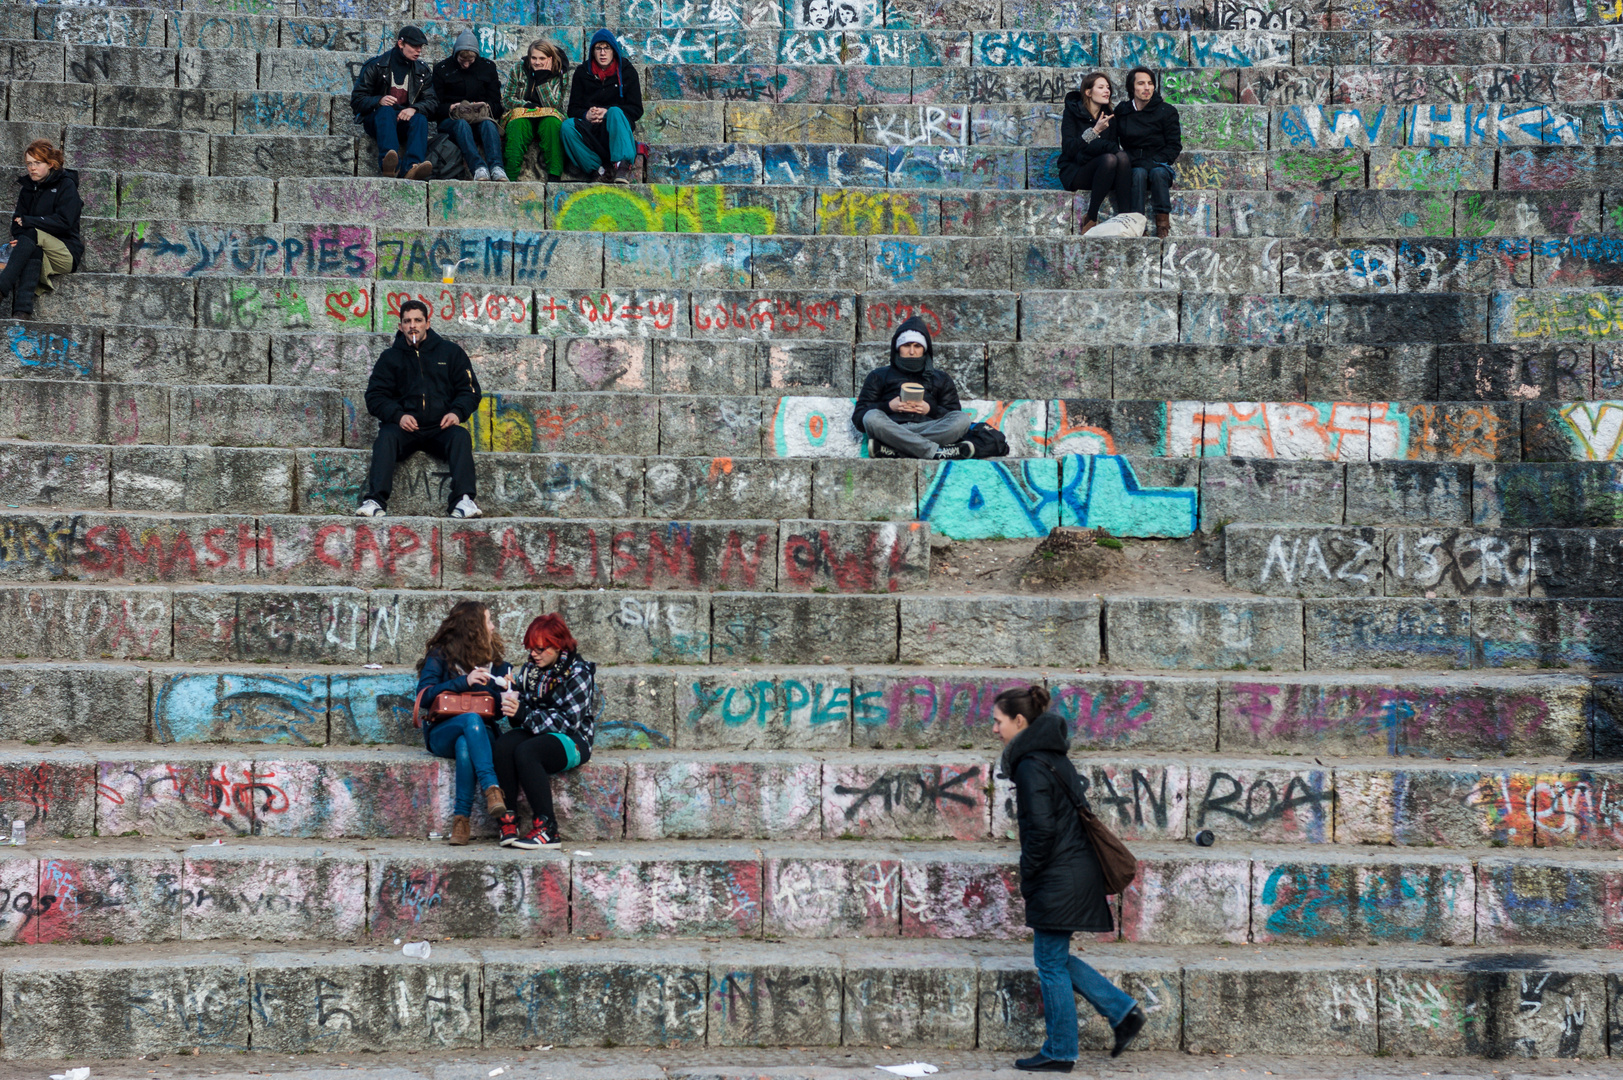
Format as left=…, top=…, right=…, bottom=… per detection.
left=561, top=106, right=637, bottom=172
left=1131, top=163, right=1174, bottom=216
left=1033, top=930, right=1138, bottom=1061
left=442, top=115, right=502, bottom=173
left=363, top=106, right=429, bottom=175
left=425, top=712, right=498, bottom=817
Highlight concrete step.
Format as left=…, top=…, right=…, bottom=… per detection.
left=0, top=938, right=1612, bottom=1060
left=0, top=835, right=1619, bottom=947
left=0, top=738, right=1618, bottom=843
left=11, top=325, right=1621, bottom=405
left=55, top=217, right=1623, bottom=296
left=7, top=659, right=1606, bottom=758
left=6, top=577, right=1623, bottom=669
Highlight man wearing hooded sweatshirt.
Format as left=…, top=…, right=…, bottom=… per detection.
left=433, top=30, right=507, bottom=181
left=352, top=26, right=439, bottom=181
left=356, top=300, right=484, bottom=519
left=562, top=30, right=644, bottom=184
left=851, top=317, right=974, bottom=461
left=1113, top=67, right=1181, bottom=238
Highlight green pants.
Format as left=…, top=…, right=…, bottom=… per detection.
left=504, top=115, right=564, bottom=179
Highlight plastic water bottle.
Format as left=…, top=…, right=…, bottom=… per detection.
left=402, top=940, right=431, bottom=959
left=9, top=820, right=24, bottom=846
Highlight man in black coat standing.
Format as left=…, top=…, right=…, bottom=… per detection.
left=433, top=30, right=507, bottom=181
left=351, top=25, right=439, bottom=181
left=1113, top=67, right=1182, bottom=238
left=356, top=300, right=484, bottom=519
left=851, top=316, right=974, bottom=461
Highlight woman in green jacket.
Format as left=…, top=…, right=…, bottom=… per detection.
left=502, top=39, right=570, bottom=181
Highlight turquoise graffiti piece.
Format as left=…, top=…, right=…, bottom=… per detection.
left=918, top=455, right=1197, bottom=540
left=918, top=458, right=1062, bottom=540
left=1058, top=455, right=1197, bottom=538
left=154, top=672, right=327, bottom=745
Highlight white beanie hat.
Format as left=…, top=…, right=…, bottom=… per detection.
left=896, top=330, right=928, bottom=350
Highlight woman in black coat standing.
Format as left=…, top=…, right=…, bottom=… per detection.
left=1058, top=73, right=1132, bottom=236
left=1112, top=67, right=1182, bottom=238
left=0, top=139, right=82, bottom=319
left=994, top=685, right=1145, bottom=1071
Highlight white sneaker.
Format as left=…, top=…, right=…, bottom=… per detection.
left=451, top=495, right=483, bottom=519
left=355, top=499, right=385, bottom=517
left=473, top=166, right=490, bottom=182
left=490, top=166, right=509, bottom=182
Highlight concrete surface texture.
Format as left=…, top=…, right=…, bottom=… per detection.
left=3, top=0, right=1623, bottom=1066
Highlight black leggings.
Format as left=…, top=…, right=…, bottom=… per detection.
left=493, top=728, right=590, bottom=822
left=1062, top=150, right=1133, bottom=223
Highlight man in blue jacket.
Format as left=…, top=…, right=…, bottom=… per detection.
left=351, top=25, right=439, bottom=181
left=356, top=300, right=484, bottom=519
left=852, top=316, right=974, bottom=460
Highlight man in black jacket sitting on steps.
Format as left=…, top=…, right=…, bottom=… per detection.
left=356, top=300, right=484, bottom=519
left=852, top=316, right=974, bottom=461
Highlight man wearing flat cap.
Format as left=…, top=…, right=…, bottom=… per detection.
left=352, top=25, right=440, bottom=181
left=852, top=316, right=974, bottom=460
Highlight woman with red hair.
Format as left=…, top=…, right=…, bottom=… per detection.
left=493, top=613, right=599, bottom=849
left=1, top=139, right=82, bottom=319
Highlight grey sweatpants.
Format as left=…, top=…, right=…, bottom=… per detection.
left=863, top=409, right=972, bottom=459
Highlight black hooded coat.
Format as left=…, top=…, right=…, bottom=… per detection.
left=364, top=326, right=482, bottom=430
left=850, top=315, right=961, bottom=432
left=1002, top=710, right=1115, bottom=934
left=10, top=168, right=83, bottom=267
left=566, top=29, right=643, bottom=165
left=1112, top=89, right=1182, bottom=169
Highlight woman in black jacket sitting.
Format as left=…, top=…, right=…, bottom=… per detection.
left=0, top=140, right=82, bottom=319
left=995, top=685, right=1146, bottom=1071
left=1113, top=67, right=1182, bottom=238
left=493, top=614, right=599, bottom=850
left=1059, top=74, right=1132, bottom=236
left=561, top=29, right=643, bottom=184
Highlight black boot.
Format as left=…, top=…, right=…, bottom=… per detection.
left=1014, top=1054, right=1073, bottom=1072
left=0, top=234, right=41, bottom=317
left=9, top=250, right=42, bottom=318
left=1111, top=1005, right=1146, bottom=1057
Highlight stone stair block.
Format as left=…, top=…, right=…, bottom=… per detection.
left=850, top=668, right=1038, bottom=749
left=481, top=943, right=709, bottom=1049
left=251, top=948, right=483, bottom=1052
left=1473, top=461, right=1623, bottom=527
left=33, top=270, right=195, bottom=327
left=0, top=40, right=66, bottom=83
left=711, top=591, right=899, bottom=662
left=1105, top=596, right=1305, bottom=670
left=93, top=83, right=234, bottom=133
left=209, top=133, right=359, bottom=178
left=279, top=174, right=428, bottom=227
left=571, top=843, right=763, bottom=937
left=152, top=666, right=329, bottom=743
left=627, top=752, right=823, bottom=838
left=1475, top=853, right=1623, bottom=948
left=0, top=584, right=171, bottom=659
left=8, top=78, right=96, bottom=127
left=677, top=669, right=854, bottom=749
left=1472, top=596, right=1623, bottom=668
left=843, top=944, right=979, bottom=1047
left=1252, top=848, right=1475, bottom=945
left=1349, top=458, right=1467, bottom=528
left=102, top=326, right=268, bottom=385
left=0, top=510, right=257, bottom=586
left=554, top=589, right=713, bottom=664
left=116, top=171, right=276, bottom=222
left=898, top=594, right=1098, bottom=667
left=369, top=846, right=571, bottom=940
left=173, top=383, right=346, bottom=446
left=818, top=188, right=936, bottom=234
left=763, top=844, right=900, bottom=935
left=0, top=440, right=110, bottom=508
left=1306, top=596, right=1472, bottom=669
left=1198, top=458, right=1344, bottom=531
left=779, top=517, right=928, bottom=592
left=1182, top=959, right=1380, bottom=1054
left=180, top=844, right=370, bottom=939
left=825, top=756, right=992, bottom=837
left=112, top=445, right=294, bottom=514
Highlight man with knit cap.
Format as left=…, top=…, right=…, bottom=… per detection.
left=433, top=30, right=507, bottom=181
left=352, top=26, right=439, bottom=180
left=852, top=316, right=974, bottom=460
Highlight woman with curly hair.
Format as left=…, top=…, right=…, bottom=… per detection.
left=501, top=38, right=570, bottom=182
left=493, top=613, right=599, bottom=849
left=416, top=600, right=511, bottom=845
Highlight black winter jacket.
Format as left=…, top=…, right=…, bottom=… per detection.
left=1058, top=92, right=1122, bottom=170
left=1113, top=93, right=1182, bottom=169
left=431, top=53, right=503, bottom=123
left=850, top=315, right=962, bottom=432
left=1003, top=710, right=1115, bottom=934
left=364, top=327, right=482, bottom=429
left=566, top=29, right=644, bottom=126
left=351, top=47, right=439, bottom=120
left=10, top=168, right=83, bottom=267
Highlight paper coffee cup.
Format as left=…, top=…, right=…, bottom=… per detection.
left=900, top=382, right=925, bottom=402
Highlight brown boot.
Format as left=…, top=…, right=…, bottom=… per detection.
left=485, top=785, right=508, bottom=817
left=405, top=161, right=433, bottom=182
left=1155, top=212, right=1171, bottom=238
left=1079, top=218, right=1098, bottom=236
left=380, top=149, right=398, bottom=178
left=449, top=815, right=471, bottom=845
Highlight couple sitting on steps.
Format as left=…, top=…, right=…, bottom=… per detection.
left=417, top=603, right=599, bottom=850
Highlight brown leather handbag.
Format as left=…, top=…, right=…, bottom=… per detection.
left=412, top=688, right=495, bottom=729
left=1034, top=756, right=1138, bottom=895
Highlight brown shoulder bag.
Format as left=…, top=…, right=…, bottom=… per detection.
left=1033, top=756, right=1138, bottom=895
left=412, top=688, right=495, bottom=729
